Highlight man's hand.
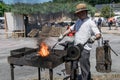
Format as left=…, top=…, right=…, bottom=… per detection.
left=88, top=36, right=96, bottom=43
left=58, top=34, right=64, bottom=42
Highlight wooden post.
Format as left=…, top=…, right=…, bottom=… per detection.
left=23, top=15, right=26, bottom=38
left=4, top=13, right=8, bottom=38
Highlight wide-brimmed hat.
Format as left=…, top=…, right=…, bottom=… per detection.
left=75, top=3, right=89, bottom=14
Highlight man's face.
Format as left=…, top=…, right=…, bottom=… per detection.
left=76, top=10, right=87, bottom=19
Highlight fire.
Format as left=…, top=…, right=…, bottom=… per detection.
left=38, top=42, right=49, bottom=57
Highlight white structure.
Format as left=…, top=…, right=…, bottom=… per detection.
left=114, top=11, right=120, bottom=16
left=4, top=12, right=25, bottom=38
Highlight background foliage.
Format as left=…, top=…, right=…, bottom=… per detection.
left=1, top=0, right=119, bottom=18
left=101, top=5, right=114, bottom=18
left=0, top=2, right=11, bottom=16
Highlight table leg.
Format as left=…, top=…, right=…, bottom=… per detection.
left=49, top=69, right=53, bottom=80
left=10, top=64, right=14, bottom=80
left=38, top=67, right=41, bottom=80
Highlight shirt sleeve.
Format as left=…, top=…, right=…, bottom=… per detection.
left=70, top=24, right=75, bottom=31
left=90, top=20, right=100, bottom=35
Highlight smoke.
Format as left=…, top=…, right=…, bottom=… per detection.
left=36, top=26, right=61, bottom=49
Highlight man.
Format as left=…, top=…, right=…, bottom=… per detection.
left=108, top=19, right=113, bottom=30
left=97, top=17, right=102, bottom=31
left=58, top=3, right=101, bottom=80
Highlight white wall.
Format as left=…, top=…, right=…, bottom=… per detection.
left=5, top=12, right=25, bottom=31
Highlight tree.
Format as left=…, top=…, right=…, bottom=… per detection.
left=0, top=2, right=6, bottom=16
left=10, top=1, right=96, bottom=17
left=0, top=2, right=11, bottom=16
left=101, top=5, right=114, bottom=18
left=87, top=4, right=96, bottom=17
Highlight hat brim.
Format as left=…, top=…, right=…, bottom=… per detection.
left=75, top=9, right=89, bottom=14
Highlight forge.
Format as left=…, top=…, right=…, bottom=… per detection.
left=8, top=47, right=67, bottom=80
left=7, top=39, right=82, bottom=80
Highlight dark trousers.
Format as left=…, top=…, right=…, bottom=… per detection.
left=108, top=23, right=112, bottom=30
left=78, top=49, right=91, bottom=80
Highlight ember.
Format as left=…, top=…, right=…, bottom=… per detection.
left=38, top=42, right=49, bottom=57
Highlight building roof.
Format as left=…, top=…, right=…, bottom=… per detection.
left=95, top=3, right=120, bottom=12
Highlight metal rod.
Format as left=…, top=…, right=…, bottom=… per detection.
left=51, top=41, right=59, bottom=51
left=49, top=69, right=53, bottom=80
left=109, top=45, right=118, bottom=56
left=38, top=67, right=41, bottom=80
left=10, top=64, right=14, bottom=80
left=51, top=41, right=59, bottom=55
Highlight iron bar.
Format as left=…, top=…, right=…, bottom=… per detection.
left=49, top=69, right=53, bottom=80
left=38, top=67, right=41, bottom=80
left=10, top=64, right=14, bottom=80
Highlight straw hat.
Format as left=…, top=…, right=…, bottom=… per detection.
left=75, top=3, right=89, bottom=13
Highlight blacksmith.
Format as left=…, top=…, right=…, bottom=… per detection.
left=58, top=3, right=101, bottom=80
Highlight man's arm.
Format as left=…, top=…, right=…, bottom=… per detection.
left=58, top=28, right=71, bottom=42
left=95, top=33, right=101, bottom=40
left=62, top=28, right=71, bottom=36
left=58, top=24, right=75, bottom=42
left=88, top=20, right=101, bottom=43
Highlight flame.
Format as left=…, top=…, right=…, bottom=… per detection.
left=38, top=42, right=49, bottom=57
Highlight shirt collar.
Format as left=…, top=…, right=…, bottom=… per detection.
left=80, top=17, right=89, bottom=22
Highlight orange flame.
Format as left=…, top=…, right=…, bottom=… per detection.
left=38, top=42, right=49, bottom=57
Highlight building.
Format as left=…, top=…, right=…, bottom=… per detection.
left=95, top=3, right=120, bottom=16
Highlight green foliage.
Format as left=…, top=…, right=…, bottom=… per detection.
left=0, top=2, right=11, bottom=16
left=10, top=2, right=78, bottom=14
left=101, top=5, right=114, bottom=18
left=87, top=4, right=96, bottom=17
left=53, top=0, right=79, bottom=3
left=2, top=0, right=119, bottom=18
left=9, top=1, right=96, bottom=19
left=11, top=3, right=35, bottom=14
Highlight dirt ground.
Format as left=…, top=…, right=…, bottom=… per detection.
left=0, top=27, right=120, bottom=80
